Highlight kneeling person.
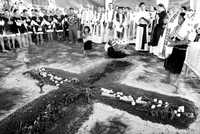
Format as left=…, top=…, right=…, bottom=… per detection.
left=82, top=26, right=93, bottom=56
left=104, top=39, right=131, bottom=58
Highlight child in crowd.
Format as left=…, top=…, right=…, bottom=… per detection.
left=82, top=26, right=93, bottom=56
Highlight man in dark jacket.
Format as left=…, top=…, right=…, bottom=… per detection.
left=150, top=4, right=167, bottom=47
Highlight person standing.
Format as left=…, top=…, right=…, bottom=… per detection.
left=67, top=8, right=78, bottom=44
left=164, top=12, right=196, bottom=93
left=135, top=2, right=150, bottom=51
left=114, top=7, right=125, bottom=41
left=149, top=4, right=168, bottom=58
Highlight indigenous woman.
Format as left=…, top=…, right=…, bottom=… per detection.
left=164, top=12, right=196, bottom=92
left=4, top=10, right=20, bottom=50
left=26, top=17, right=33, bottom=44
left=82, top=26, right=93, bottom=56
left=55, top=15, right=64, bottom=41
left=19, top=16, right=29, bottom=47
left=40, top=15, right=51, bottom=41
left=63, top=15, right=69, bottom=41
left=104, top=39, right=132, bottom=59
left=35, top=16, right=44, bottom=45
left=30, top=16, right=39, bottom=44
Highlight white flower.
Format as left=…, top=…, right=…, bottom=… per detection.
left=60, top=81, right=64, bottom=84
left=54, top=76, right=59, bottom=80
left=174, top=110, right=177, bottom=114
left=178, top=106, right=185, bottom=113
left=55, top=81, right=58, bottom=84
left=56, top=84, right=60, bottom=87
left=64, top=79, right=69, bottom=82
left=157, top=104, right=162, bottom=107
left=102, top=92, right=115, bottom=98
left=158, top=100, right=163, bottom=104
left=41, top=72, right=47, bottom=77
left=153, top=98, right=158, bottom=102
left=116, top=94, right=121, bottom=98
left=136, top=97, right=143, bottom=104
left=128, top=95, right=134, bottom=102
left=119, top=92, right=123, bottom=95
left=137, top=97, right=142, bottom=101
left=116, top=92, right=123, bottom=96
left=57, top=77, right=62, bottom=81
left=151, top=105, right=156, bottom=109
left=176, top=113, right=181, bottom=117
left=122, top=96, right=130, bottom=102
left=119, top=96, right=124, bottom=100
left=50, top=77, right=53, bottom=81
left=101, top=88, right=112, bottom=94
left=131, top=101, right=136, bottom=106
left=165, top=102, right=169, bottom=107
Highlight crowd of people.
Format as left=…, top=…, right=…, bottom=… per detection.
left=0, top=1, right=200, bottom=92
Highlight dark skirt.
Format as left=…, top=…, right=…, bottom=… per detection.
left=84, top=40, right=93, bottom=50
left=164, top=47, right=187, bottom=74
left=107, top=47, right=127, bottom=59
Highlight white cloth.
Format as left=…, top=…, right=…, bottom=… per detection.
left=185, top=42, right=200, bottom=77
left=135, top=25, right=149, bottom=51
left=104, top=43, right=110, bottom=52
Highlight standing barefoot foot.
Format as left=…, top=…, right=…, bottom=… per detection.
left=172, top=84, right=179, bottom=94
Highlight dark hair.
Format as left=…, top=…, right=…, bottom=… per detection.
left=83, top=26, right=90, bottom=33
left=61, top=15, right=65, bottom=19
left=139, top=2, right=145, bottom=7
left=54, top=15, right=58, bottom=18
left=13, top=9, right=18, bottom=13
left=43, top=15, right=48, bottom=20
left=23, top=9, right=27, bottom=13
left=179, top=12, right=186, bottom=23
left=69, top=7, right=74, bottom=10
left=21, top=16, right=26, bottom=20
left=108, top=40, right=113, bottom=46
left=181, top=6, right=187, bottom=11
left=32, top=16, right=37, bottom=21
left=180, top=12, right=186, bottom=19
left=158, top=3, right=165, bottom=9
